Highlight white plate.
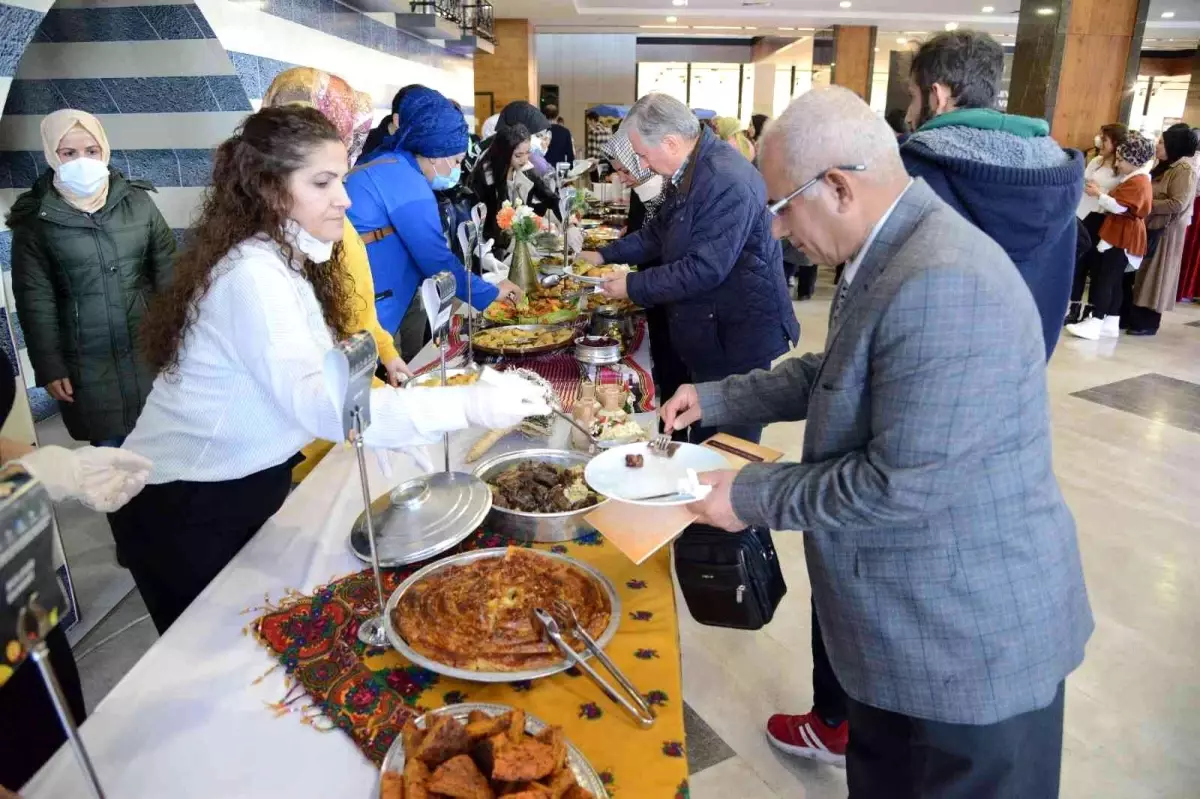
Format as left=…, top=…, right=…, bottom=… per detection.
left=584, top=442, right=729, bottom=506
left=564, top=263, right=629, bottom=286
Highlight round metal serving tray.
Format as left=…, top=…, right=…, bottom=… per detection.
left=471, top=449, right=608, bottom=543
left=380, top=702, right=609, bottom=798
left=401, top=365, right=481, bottom=388
left=471, top=324, right=576, bottom=357
left=384, top=547, right=621, bottom=683
left=349, top=471, right=492, bottom=567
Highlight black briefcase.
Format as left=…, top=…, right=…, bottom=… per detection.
left=673, top=524, right=787, bottom=630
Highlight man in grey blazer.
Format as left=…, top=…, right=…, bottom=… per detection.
left=663, top=88, right=1093, bottom=797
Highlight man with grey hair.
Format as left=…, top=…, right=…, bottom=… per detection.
left=662, top=87, right=1092, bottom=797
left=578, top=92, right=798, bottom=443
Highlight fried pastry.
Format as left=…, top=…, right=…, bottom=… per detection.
left=427, top=754, right=494, bottom=799
left=413, top=715, right=470, bottom=766
left=492, top=740, right=557, bottom=782
left=380, top=771, right=405, bottom=799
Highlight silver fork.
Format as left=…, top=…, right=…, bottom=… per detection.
left=647, top=433, right=673, bottom=457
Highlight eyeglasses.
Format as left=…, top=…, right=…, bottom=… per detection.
left=767, top=164, right=868, bottom=216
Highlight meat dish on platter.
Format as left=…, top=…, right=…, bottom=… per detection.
left=486, top=460, right=602, bottom=514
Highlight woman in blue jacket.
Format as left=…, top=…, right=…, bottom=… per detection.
left=346, top=87, right=521, bottom=359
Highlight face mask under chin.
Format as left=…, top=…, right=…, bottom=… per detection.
left=285, top=219, right=334, bottom=263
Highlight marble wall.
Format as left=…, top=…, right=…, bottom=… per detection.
left=0, top=0, right=476, bottom=428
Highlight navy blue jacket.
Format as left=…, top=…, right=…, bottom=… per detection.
left=901, top=140, right=1085, bottom=360
left=601, top=130, right=798, bottom=378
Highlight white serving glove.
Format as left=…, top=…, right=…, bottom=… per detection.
left=18, top=445, right=152, bottom=512
left=464, top=375, right=552, bottom=428
left=481, top=252, right=510, bottom=284
left=565, top=226, right=584, bottom=255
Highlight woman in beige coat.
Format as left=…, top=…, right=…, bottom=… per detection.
left=1129, top=126, right=1199, bottom=335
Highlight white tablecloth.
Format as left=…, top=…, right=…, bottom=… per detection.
left=25, top=340, right=659, bottom=799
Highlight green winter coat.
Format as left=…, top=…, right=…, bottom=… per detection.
left=7, top=169, right=176, bottom=442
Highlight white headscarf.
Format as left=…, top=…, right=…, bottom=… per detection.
left=480, top=113, right=500, bottom=140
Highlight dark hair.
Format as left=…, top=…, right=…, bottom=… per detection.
left=542, top=103, right=559, bottom=119
left=1097, top=123, right=1129, bottom=166
left=391, top=84, right=426, bottom=116
left=586, top=110, right=599, bottom=121
left=884, top=109, right=910, bottom=136
left=1152, top=125, right=1200, bottom=179
left=749, top=114, right=769, bottom=141
left=486, top=124, right=532, bottom=185
left=911, top=30, right=1004, bottom=111
left=142, top=106, right=354, bottom=374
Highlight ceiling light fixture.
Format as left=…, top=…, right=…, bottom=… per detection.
left=1161, top=11, right=1175, bottom=18
left=1035, top=7, right=1055, bottom=15
left=672, top=0, right=688, bottom=6
left=778, top=26, right=796, bottom=30
left=639, top=24, right=687, bottom=28
left=945, top=21, right=959, bottom=30
left=982, top=5, right=994, bottom=11
left=840, top=1, right=852, bottom=7
left=666, top=15, right=677, bottom=22
left=896, top=36, right=908, bottom=44
left=693, top=25, right=743, bottom=30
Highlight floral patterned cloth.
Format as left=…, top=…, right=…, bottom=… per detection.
left=253, top=529, right=688, bottom=797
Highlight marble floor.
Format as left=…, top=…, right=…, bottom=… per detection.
left=65, top=281, right=1200, bottom=798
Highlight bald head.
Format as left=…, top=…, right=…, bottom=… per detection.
left=762, top=87, right=906, bottom=187
left=760, top=88, right=912, bottom=267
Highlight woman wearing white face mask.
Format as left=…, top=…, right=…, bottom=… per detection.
left=114, top=107, right=549, bottom=633
left=7, top=109, right=175, bottom=447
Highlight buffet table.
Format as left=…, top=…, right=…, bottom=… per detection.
left=25, top=335, right=685, bottom=799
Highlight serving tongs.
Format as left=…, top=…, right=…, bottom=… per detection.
left=533, top=602, right=657, bottom=728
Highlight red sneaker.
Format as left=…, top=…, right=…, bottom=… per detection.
left=766, top=710, right=848, bottom=767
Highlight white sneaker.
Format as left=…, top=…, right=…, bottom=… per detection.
left=1066, top=316, right=1104, bottom=341
left=1101, top=316, right=1120, bottom=338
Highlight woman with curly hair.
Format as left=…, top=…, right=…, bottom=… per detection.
left=113, top=106, right=549, bottom=632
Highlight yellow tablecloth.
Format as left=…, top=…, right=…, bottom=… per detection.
left=254, top=530, right=688, bottom=798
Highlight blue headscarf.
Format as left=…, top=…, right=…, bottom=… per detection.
left=383, top=86, right=467, bottom=158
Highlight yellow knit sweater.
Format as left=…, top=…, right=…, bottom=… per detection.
left=293, top=218, right=398, bottom=482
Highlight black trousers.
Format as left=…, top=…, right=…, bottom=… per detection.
left=0, top=625, right=86, bottom=790
left=811, top=601, right=848, bottom=726
left=1071, top=213, right=1107, bottom=304
left=109, top=457, right=297, bottom=633
left=1087, top=247, right=1128, bottom=318
left=846, top=682, right=1066, bottom=799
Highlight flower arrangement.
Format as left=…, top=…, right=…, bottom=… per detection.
left=496, top=199, right=546, bottom=243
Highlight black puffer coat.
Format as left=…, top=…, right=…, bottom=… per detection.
left=7, top=169, right=175, bottom=442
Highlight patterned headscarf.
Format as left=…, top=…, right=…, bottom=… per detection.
left=263, top=67, right=374, bottom=165
left=1117, top=132, right=1155, bottom=169
left=601, top=130, right=653, bottom=185
left=41, top=109, right=111, bottom=213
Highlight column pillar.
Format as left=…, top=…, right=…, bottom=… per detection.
left=1008, top=0, right=1150, bottom=151
left=474, top=19, right=537, bottom=117
left=884, top=49, right=914, bottom=116
left=1184, top=56, right=1200, bottom=126
left=752, top=61, right=776, bottom=116
left=831, top=25, right=877, bottom=101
